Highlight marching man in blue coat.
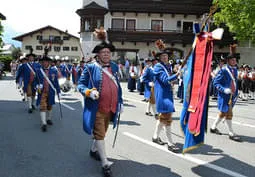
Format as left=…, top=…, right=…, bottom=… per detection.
left=152, top=40, right=180, bottom=152
left=78, top=28, right=123, bottom=177
left=15, top=48, right=39, bottom=113
left=210, top=45, right=241, bottom=142
left=35, top=48, right=60, bottom=132
left=140, top=57, right=158, bottom=117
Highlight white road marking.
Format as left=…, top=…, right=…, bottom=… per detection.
left=123, top=132, right=247, bottom=177
left=55, top=98, right=76, bottom=111
left=123, top=96, right=255, bottom=129
left=60, top=102, right=75, bottom=110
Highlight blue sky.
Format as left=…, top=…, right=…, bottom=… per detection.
left=1, top=0, right=82, bottom=47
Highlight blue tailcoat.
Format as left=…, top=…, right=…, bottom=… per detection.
left=213, top=65, right=238, bottom=112
left=35, top=67, right=61, bottom=106
left=15, top=62, right=41, bottom=93
left=153, top=63, right=178, bottom=113
left=77, top=61, right=123, bottom=135
left=141, top=66, right=154, bottom=99
left=16, top=64, right=24, bottom=86
left=76, top=65, right=84, bottom=82
left=59, top=64, right=67, bottom=78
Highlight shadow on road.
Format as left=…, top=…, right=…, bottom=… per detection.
left=109, top=158, right=181, bottom=177
left=184, top=144, right=255, bottom=177
left=191, top=152, right=255, bottom=177
left=119, top=120, right=141, bottom=126
left=123, top=102, right=136, bottom=108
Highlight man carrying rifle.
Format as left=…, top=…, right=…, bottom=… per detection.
left=15, top=48, right=39, bottom=113
left=78, top=28, right=123, bottom=177
left=35, top=48, right=60, bottom=132
left=210, top=45, right=241, bottom=142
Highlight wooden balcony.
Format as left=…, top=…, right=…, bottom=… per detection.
left=107, top=28, right=235, bottom=47
left=108, top=28, right=194, bottom=45
left=39, top=39, right=63, bottom=45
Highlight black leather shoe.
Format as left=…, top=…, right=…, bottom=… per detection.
left=46, top=120, right=53, bottom=125
left=89, top=150, right=101, bottom=161
left=41, top=124, right=47, bottom=132
left=168, top=144, right=180, bottom=153
left=210, top=128, right=222, bottom=135
left=152, top=137, right=165, bottom=145
left=28, top=108, right=33, bottom=113
left=229, top=135, right=242, bottom=142
left=102, top=165, right=112, bottom=177
left=145, top=112, right=153, bottom=116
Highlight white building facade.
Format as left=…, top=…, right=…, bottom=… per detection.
left=77, top=0, right=254, bottom=66
left=13, top=25, right=81, bottom=61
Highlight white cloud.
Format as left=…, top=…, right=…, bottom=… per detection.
left=1, top=0, right=81, bottom=37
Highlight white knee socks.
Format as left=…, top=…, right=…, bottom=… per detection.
left=153, top=120, right=163, bottom=139
left=95, top=140, right=113, bottom=167
left=40, top=112, right=47, bottom=125
left=165, top=125, right=174, bottom=146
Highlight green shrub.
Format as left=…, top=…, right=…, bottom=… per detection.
left=0, top=55, right=13, bottom=71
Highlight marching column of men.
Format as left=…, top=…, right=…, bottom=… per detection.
left=13, top=39, right=253, bottom=177
left=15, top=47, right=88, bottom=132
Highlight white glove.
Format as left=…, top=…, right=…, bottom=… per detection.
left=36, top=84, right=43, bottom=89
left=90, top=90, right=99, bottom=100
left=224, top=88, right=231, bottom=94
left=149, top=82, right=154, bottom=87
left=120, top=104, right=124, bottom=114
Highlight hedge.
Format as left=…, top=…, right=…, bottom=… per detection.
left=0, top=55, right=13, bottom=71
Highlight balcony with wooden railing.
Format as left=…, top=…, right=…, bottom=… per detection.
left=39, top=39, right=63, bottom=45
left=107, top=28, right=234, bottom=47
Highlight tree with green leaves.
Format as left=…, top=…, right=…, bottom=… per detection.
left=213, top=0, right=255, bottom=42
left=12, top=47, right=22, bottom=59
left=0, top=19, right=4, bottom=49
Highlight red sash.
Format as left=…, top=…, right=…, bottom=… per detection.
left=188, top=33, right=213, bottom=135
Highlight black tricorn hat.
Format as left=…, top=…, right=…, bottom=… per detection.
left=151, top=57, right=159, bottom=61
left=40, top=47, right=52, bottom=61
left=26, top=48, right=36, bottom=58
left=19, top=56, right=27, bottom=61
left=226, top=54, right=237, bottom=60
left=92, top=41, right=115, bottom=53
left=155, top=49, right=172, bottom=59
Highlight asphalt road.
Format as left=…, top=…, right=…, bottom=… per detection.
left=0, top=74, right=254, bottom=177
